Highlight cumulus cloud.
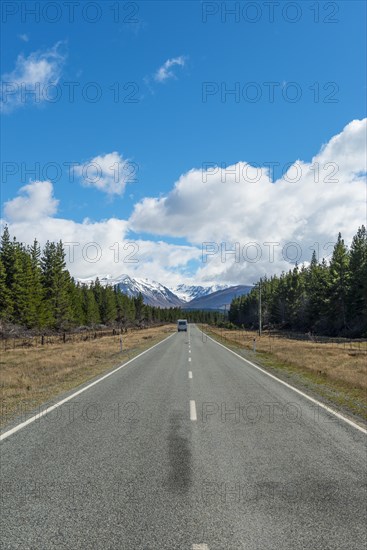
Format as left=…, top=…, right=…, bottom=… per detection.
left=121, top=240, right=201, bottom=287
left=2, top=120, right=365, bottom=286
left=74, top=152, right=135, bottom=197
left=130, top=118, right=367, bottom=283
left=4, top=181, right=59, bottom=222
left=154, top=56, right=186, bottom=82
left=1, top=41, right=66, bottom=113
left=1, top=181, right=200, bottom=284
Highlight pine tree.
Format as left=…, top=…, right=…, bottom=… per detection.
left=115, top=287, right=125, bottom=326
left=0, top=257, right=12, bottom=320
left=68, top=280, right=85, bottom=326
left=305, top=251, right=323, bottom=329
left=285, top=265, right=307, bottom=330
left=145, top=305, right=152, bottom=323
left=128, top=297, right=136, bottom=322
left=92, top=278, right=103, bottom=320
left=41, top=241, right=72, bottom=329
left=348, top=225, right=367, bottom=334
left=11, top=244, right=31, bottom=326
left=26, top=240, right=47, bottom=328
left=99, top=286, right=117, bottom=324
left=134, top=292, right=144, bottom=322
left=0, top=227, right=16, bottom=289
left=328, top=233, right=350, bottom=333
left=82, top=285, right=100, bottom=325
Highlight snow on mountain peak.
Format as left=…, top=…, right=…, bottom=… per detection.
left=75, top=274, right=249, bottom=309
left=171, top=283, right=230, bottom=302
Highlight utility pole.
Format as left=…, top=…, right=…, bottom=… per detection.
left=259, top=278, right=262, bottom=337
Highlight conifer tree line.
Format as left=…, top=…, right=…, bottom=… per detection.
left=229, top=227, right=367, bottom=337
left=0, top=227, right=218, bottom=331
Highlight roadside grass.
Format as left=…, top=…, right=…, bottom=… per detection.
left=0, top=324, right=176, bottom=428
left=201, top=325, right=367, bottom=422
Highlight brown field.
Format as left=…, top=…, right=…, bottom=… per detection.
left=2, top=323, right=366, bottom=428
left=202, top=325, right=367, bottom=421
left=0, top=324, right=176, bottom=427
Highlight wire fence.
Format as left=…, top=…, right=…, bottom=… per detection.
left=1, top=327, right=135, bottom=352
left=2, top=324, right=367, bottom=353
left=268, top=330, right=367, bottom=350
left=207, top=326, right=367, bottom=353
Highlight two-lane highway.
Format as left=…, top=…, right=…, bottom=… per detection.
left=1, top=324, right=366, bottom=549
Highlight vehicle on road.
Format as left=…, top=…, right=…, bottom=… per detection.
left=177, top=319, right=188, bottom=332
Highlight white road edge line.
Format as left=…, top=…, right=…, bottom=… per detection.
left=0, top=332, right=176, bottom=442
left=188, top=371, right=193, bottom=379
left=192, top=545, right=209, bottom=549
left=190, top=400, right=197, bottom=421
left=200, top=329, right=367, bottom=435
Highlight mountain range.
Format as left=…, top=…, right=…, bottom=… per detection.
left=77, top=274, right=252, bottom=310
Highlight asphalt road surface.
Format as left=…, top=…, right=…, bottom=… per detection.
left=1, top=324, right=366, bottom=549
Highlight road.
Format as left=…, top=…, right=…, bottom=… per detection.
left=1, top=324, right=366, bottom=549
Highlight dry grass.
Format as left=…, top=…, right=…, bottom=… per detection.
left=203, top=325, right=367, bottom=420
left=0, top=324, right=176, bottom=427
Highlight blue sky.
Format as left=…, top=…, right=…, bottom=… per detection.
left=1, top=1, right=366, bottom=285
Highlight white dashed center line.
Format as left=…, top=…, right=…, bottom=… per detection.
left=188, top=371, right=193, bottom=379
left=188, top=357, right=192, bottom=362
left=190, top=400, right=197, bottom=421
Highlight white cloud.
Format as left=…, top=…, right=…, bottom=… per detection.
left=2, top=120, right=365, bottom=287
left=4, top=181, right=59, bottom=222
left=120, top=240, right=201, bottom=287
left=130, top=118, right=367, bottom=284
left=154, top=56, right=186, bottom=83
left=1, top=42, right=66, bottom=113
left=74, top=152, right=135, bottom=197
left=1, top=181, right=200, bottom=285
left=18, top=34, right=29, bottom=42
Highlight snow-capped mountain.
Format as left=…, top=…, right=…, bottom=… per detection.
left=183, top=285, right=252, bottom=310
left=77, top=274, right=183, bottom=308
left=76, top=274, right=251, bottom=309
left=112, top=275, right=183, bottom=308
left=172, top=283, right=230, bottom=302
